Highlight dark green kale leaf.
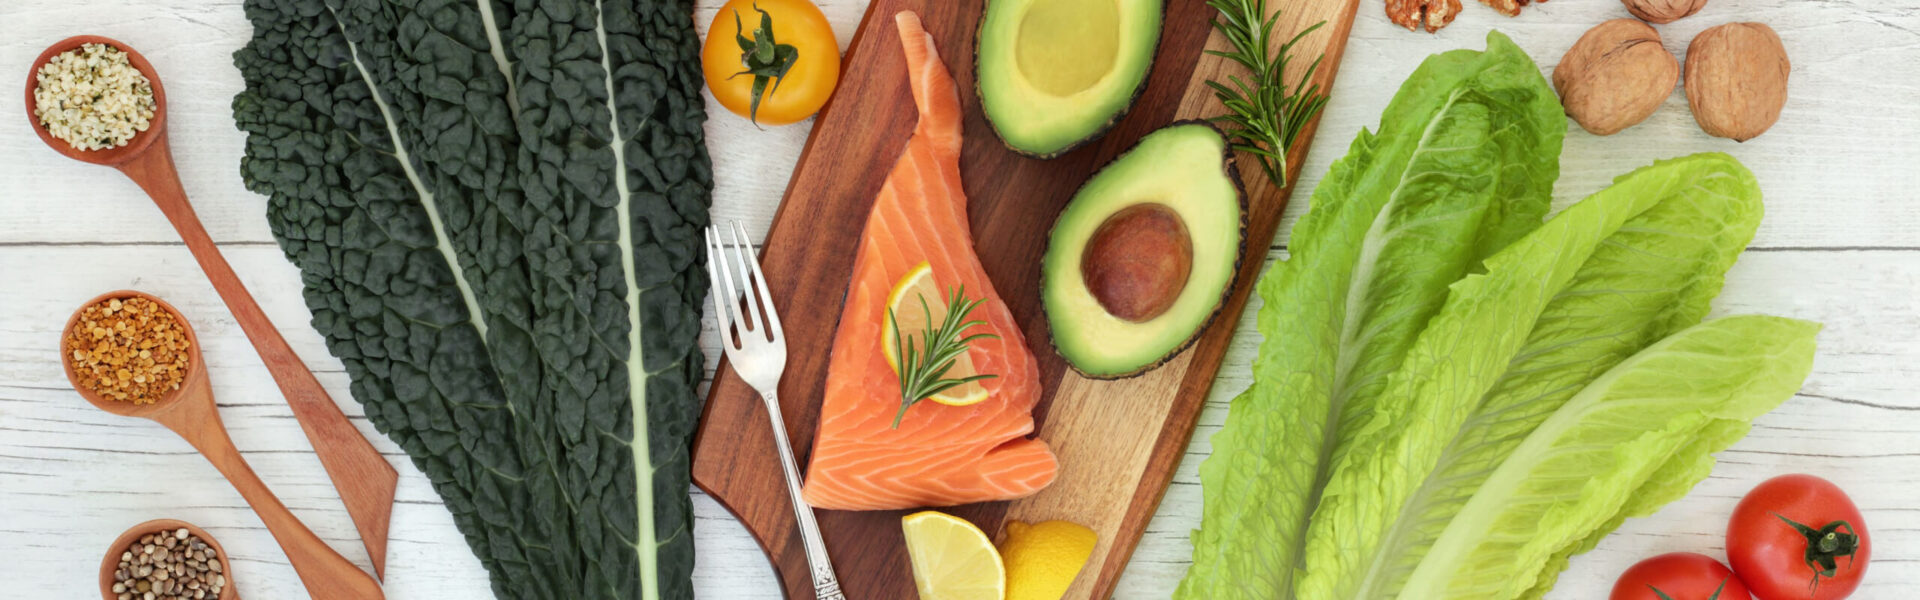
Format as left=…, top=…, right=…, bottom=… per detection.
left=231, top=0, right=711, bottom=597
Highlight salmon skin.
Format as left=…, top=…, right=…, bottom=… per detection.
left=799, top=12, right=1056, bottom=511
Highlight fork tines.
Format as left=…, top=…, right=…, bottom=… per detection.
left=705, top=221, right=784, bottom=349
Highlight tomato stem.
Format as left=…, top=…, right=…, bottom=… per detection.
left=1773, top=512, right=1861, bottom=595
left=728, top=4, right=799, bottom=127
left=1647, top=579, right=1727, bottom=600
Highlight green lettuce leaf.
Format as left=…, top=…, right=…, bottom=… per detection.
left=1515, top=417, right=1754, bottom=600
left=1177, top=31, right=1563, bottom=599
left=1404, top=315, right=1820, bottom=597
left=1296, top=153, right=1767, bottom=600
left=1347, top=153, right=1766, bottom=598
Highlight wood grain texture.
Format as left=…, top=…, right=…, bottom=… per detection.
left=115, top=133, right=398, bottom=583
left=2, top=0, right=1918, bottom=599
left=689, top=0, right=1360, bottom=597
left=1000, top=3, right=1362, bottom=598
left=22, top=34, right=395, bottom=578
left=128, top=358, right=384, bottom=600
left=59, top=291, right=382, bottom=600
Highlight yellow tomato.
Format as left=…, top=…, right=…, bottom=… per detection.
left=702, top=0, right=840, bottom=126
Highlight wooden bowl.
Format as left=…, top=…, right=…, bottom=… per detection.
left=23, top=35, right=168, bottom=166
left=59, top=290, right=204, bottom=418
left=100, top=519, right=239, bottom=600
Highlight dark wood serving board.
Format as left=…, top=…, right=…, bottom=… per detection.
left=691, top=0, right=1362, bottom=596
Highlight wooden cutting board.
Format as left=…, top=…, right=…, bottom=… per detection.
left=691, top=0, right=1361, bottom=596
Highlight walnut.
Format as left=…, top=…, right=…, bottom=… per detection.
left=1623, top=0, right=1709, bottom=24
left=1386, top=0, right=1461, bottom=33
left=1479, top=0, right=1545, bottom=18
left=1553, top=19, right=1680, bottom=136
left=1686, top=22, right=1791, bottom=141
left=1392, top=0, right=1547, bottom=33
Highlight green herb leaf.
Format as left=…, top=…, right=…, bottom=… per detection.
left=1202, top=0, right=1329, bottom=187
left=889, top=285, right=1000, bottom=428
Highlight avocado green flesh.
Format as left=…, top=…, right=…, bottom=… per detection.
left=1044, top=123, right=1243, bottom=377
left=978, top=0, right=1162, bottom=157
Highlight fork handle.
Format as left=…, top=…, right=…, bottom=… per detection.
left=759, top=391, right=846, bottom=600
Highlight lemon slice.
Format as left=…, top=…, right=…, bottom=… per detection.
left=998, top=520, right=1097, bottom=600
left=882, top=262, right=989, bottom=406
left=902, top=511, right=1007, bottom=600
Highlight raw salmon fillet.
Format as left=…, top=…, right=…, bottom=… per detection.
left=799, top=12, right=1056, bottom=511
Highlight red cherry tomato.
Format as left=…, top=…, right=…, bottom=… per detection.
left=1728, top=474, right=1870, bottom=600
left=1612, top=552, right=1753, bottom=600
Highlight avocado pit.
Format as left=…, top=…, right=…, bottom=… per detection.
left=1081, top=203, right=1192, bottom=322
left=1041, top=122, right=1243, bottom=378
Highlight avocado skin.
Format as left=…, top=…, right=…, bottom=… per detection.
left=973, top=0, right=1166, bottom=159
left=1040, top=120, right=1248, bottom=379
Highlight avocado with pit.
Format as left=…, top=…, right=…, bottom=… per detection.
left=976, top=0, right=1162, bottom=158
left=1042, top=122, right=1245, bottom=378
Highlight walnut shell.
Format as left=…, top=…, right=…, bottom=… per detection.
left=1623, top=0, right=1708, bottom=24
left=1686, top=22, right=1790, bottom=142
left=1553, top=19, right=1680, bottom=136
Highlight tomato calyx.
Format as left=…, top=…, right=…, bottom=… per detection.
left=1649, top=578, right=1729, bottom=600
left=1775, top=512, right=1861, bottom=594
left=729, top=5, right=799, bottom=127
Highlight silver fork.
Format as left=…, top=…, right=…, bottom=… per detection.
left=705, top=221, right=846, bottom=600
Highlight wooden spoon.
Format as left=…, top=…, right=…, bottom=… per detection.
left=24, top=35, right=396, bottom=578
left=101, top=519, right=241, bottom=600
left=63, top=291, right=384, bottom=600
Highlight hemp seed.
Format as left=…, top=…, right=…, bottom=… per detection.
left=32, top=43, right=156, bottom=151
left=114, top=529, right=227, bottom=599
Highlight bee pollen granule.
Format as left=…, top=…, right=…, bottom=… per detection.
left=65, top=297, right=192, bottom=404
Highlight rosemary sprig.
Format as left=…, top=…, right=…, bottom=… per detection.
left=889, top=285, right=999, bottom=428
left=1204, top=0, right=1331, bottom=187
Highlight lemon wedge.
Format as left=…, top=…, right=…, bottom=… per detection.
left=882, top=262, right=989, bottom=406
left=998, top=520, right=1097, bottom=600
left=902, top=511, right=1007, bottom=600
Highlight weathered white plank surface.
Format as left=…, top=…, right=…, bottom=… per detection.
left=0, top=0, right=1914, bottom=598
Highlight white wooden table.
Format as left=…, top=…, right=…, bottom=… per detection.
left=2, top=0, right=1914, bottom=597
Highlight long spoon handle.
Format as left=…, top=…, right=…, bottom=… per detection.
left=116, top=137, right=396, bottom=577
left=160, top=386, right=384, bottom=600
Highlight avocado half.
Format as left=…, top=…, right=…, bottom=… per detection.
left=975, top=0, right=1163, bottom=158
left=1042, top=122, right=1246, bottom=378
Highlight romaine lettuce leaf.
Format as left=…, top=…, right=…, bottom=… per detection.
left=1176, top=31, right=1563, bottom=599
left=1180, top=25, right=1816, bottom=600
left=1404, top=315, right=1819, bottom=597
left=1297, top=153, right=1767, bottom=600
left=1516, top=417, right=1756, bottom=600
left=1346, top=153, right=1766, bottom=598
